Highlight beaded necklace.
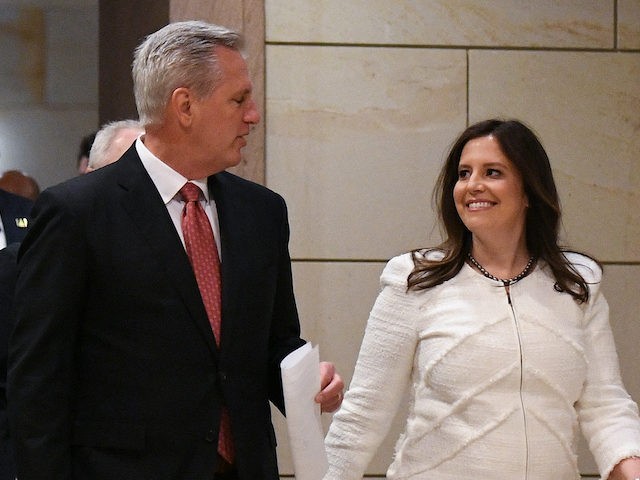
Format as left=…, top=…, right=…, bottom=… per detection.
left=467, top=253, right=535, bottom=286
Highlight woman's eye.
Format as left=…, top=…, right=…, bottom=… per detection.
left=487, top=168, right=501, bottom=177
left=458, top=170, right=470, bottom=179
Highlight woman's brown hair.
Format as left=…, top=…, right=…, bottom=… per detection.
left=407, top=119, right=597, bottom=303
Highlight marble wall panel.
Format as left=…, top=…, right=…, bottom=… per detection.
left=266, top=45, right=467, bottom=260
left=468, top=50, right=640, bottom=262
left=0, top=5, right=45, bottom=105
left=266, top=0, right=613, bottom=48
left=0, top=4, right=97, bottom=106
left=619, top=0, right=640, bottom=49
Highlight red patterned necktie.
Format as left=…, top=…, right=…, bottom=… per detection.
left=179, top=182, right=235, bottom=464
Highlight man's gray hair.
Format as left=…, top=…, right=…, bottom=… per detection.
left=132, top=21, right=243, bottom=127
left=89, top=119, right=144, bottom=169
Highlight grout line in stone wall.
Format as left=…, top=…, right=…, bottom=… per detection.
left=614, top=0, right=618, bottom=50
left=265, top=41, right=638, bottom=54
left=465, top=49, right=470, bottom=125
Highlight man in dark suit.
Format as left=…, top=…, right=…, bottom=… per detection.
left=0, top=244, right=19, bottom=480
left=0, top=188, right=32, bottom=248
left=8, top=21, right=343, bottom=480
left=0, top=188, right=32, bottom=480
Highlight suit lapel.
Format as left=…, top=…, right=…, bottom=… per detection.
left=115, top=150, right=218, bottom=356
left=209, top=173, right=248, bottom=355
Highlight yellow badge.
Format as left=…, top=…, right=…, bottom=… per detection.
left=15, top=217, right=28, bottom=228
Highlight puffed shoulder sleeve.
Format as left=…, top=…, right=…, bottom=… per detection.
left=571, top=254, right=640, bottom=479
left=380, top=252, right=416, bottom=288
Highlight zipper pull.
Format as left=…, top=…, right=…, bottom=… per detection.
left=504, top=283, right=512, bottom=305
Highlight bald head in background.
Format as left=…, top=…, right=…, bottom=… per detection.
left=88, top=119, right=144, bottom=171
left=0, top=170, right=40, bottom=201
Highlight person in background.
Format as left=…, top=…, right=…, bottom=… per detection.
left=8, top=20, right=343, bottom=480
left=0, top=243, right=19, bottom=480
left=87, top=119, right=144, bottom=171
left=0, top=175, right=34, bottom=480
left=0, top=170, right=40, bottom=202
left=323, top=119, right=640, bottom=480
left=76, top=131, right=96, bottom=175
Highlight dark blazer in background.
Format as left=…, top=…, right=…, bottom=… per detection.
left=8, top=146, right=305, bottom=480
left=0, top=243, right=19, bottom=480
left=0, top=189, right=32, bottom=244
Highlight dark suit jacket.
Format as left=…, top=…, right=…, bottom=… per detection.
left=0, top=189, right=32, bottom=245
left=8, top=146, right=305, bottom=480
left=0, top=243, right=19, bottom=480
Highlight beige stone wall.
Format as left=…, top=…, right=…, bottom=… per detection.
left=265, top=1, right=640, bottom=478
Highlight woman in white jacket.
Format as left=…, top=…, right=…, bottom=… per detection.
left=324, top=119, right=640, bottom=480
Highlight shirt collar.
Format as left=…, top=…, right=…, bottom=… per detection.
left=135, top=137, right=210, bottom=204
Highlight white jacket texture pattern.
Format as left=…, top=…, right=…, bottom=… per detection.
left=324, top=252, right=640, bottom=480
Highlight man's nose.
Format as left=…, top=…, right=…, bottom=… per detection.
left=244, top=99, right=260, bottom=124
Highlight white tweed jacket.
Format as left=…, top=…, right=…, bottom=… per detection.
left=324, top=252, right=640, bottom=480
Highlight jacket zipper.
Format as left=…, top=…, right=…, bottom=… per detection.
left=505, top=283, right=529, bottom=479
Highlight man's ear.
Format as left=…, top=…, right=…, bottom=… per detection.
left=171, top=87, right=193, bottom=127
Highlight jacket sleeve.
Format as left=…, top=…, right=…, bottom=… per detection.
left=576, top=284, right=640, bottom=479
left=266, top=196, right=305, bottom=414
left=7, top=187, right=88, bottom=480
left=324, top=255, right=418, bottom=480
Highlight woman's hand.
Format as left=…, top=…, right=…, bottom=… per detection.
left=608, top=456, right=640, bottom=480
left=315, top=361, right=344, bottom=413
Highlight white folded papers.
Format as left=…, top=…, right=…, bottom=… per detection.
left=280, top=342, right=328, bottom=480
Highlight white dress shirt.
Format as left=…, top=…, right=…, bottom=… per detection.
left=135, top=137, right=222, bottom=257
left=0, top=215, right=6, bottom=249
